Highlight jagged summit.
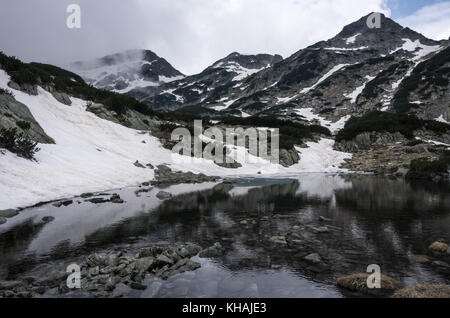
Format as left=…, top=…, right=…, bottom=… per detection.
left=313, top=12, right=439, bottom=52
left=127, top=52, right=283, bottom=110
left=165, top=13, right=447, bottom=122
left=209, top=52, right=283, bottom=74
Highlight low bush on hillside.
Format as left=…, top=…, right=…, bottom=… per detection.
left=0, top=87, right=14, bottom=97
left=219, top=116, right=331, bottom=149
left=409, top=158, right=448, bottom=174
left=336, top=111, right=450, bottom=142
left=16, top=120, right=31, bottom=131
left=0, top=127, right=40, bottom=160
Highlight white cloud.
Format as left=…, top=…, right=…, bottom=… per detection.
left=0, top=0, right=391, bottom=75
left=397, top=1, right=450, bottom=40
left=136, top=0, right=390, bottom=74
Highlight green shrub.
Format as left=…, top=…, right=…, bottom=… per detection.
left=409, top=158, right=448, bottom=174
left=0, top=87, right=14, bottom=97
left=336, top=111, right=450, bottom=142
left=158, top=123, right=179, bottom=133
left=0, top=127, right=40, bottom=160
left=16, top=120, right=31, bottom=130
left=218, top=116, right=331, bottom=149
left=406, top=139, right=422, bottom=147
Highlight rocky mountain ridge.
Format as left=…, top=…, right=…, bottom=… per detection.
left=127, top=52, right=283, bottom=111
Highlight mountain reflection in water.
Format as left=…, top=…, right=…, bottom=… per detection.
left=0, top=175, right=449, bottom=297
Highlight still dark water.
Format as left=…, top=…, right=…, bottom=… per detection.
left=0, top=174, right=449, bottom=298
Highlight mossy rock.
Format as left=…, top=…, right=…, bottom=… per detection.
left=429, top=241, right=449, bottom=253
left=392, top=284, right=450, bottom=298
left=337, top=273, right=402, bottom=295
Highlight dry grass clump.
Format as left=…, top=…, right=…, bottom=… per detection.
left=337, top=273, right=401, bottom=294
left=392, top=284, right=450, bottom=298
left=428, top=242, right=449, bottom=253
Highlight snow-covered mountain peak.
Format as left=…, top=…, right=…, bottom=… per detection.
left=69, top=49, right=184, bottom=93
left=209, top=52, right=283, bottom=81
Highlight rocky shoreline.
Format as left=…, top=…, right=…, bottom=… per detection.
left=0, top=241, right=214, bottom=298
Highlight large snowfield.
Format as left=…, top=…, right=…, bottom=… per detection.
left=0, top=70, right=352, bottom=210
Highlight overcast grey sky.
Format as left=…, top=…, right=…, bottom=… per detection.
left=1, top=0, right=449, bottom=75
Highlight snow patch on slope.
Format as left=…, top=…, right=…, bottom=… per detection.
left=345, top=75, right=376, bottom=103
left=213, top=61, right=267, bottom=81
left=295, top=108, right=350, bottom=134
left=345, top=33, right=361, bottom=44
left=301, top=64, right=350, bottom=94
left=436, top=115, right=449, bottom=124
left=292, top=139, right=352, bottom=173
left=390, top=39, right=441, bottom=61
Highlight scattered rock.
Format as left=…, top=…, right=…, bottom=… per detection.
left=392, top=284, right=450, bottom=298
left=152, top=165, right=219, bottom=186
left=199, top=243, right=224, bottom=258
left=411, top=255, right=430, bottom=263
left=130, top=282, right=147, bottom=291
left=110, top=194, right=124, bottom=204
left=135, top=188, right=152, bottom=197
left=156, top=254, right=174, bottom=266
left=133, top=160, right=146, bottom=169
left=52, top=92, right=72, bottom=106
left=87, top=194, right=124, bottom=204
left=87, top=198, right=110, bottom=204
left=429, top=241, right=449, bottom=253
left=156, top=191, right=172, bottom=200
left=304, top=253, right=322, bottom=264
left=80, top=193, right=94, bottom=199
left=0, top=209, right=19, bottom=218
left=319, top=216, right=332, bottom=222
left=53, top=200, right=73, bottom=208
left=307, top=225, right=329, bottom=234
left=0, top=280, right=23, bottom=290
left=432, top=260, right=450, bottom=268
left=213, top=183, right=234, bottom=193
left=269, top=236, right=287, bottom=245
left=42, top=216, right=55, bottom=223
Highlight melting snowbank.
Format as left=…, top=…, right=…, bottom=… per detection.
left=293, top=139, right=352, bottom=173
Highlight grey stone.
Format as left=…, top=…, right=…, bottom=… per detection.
left=105, top=276, right=120, bottom=291
left=0, top=280, right=23, bottom=290
left=156, top=191, right=172, bottom=200
left=213, top=183, right=234, bottom=193
left=42, top=216, right=55, bottom=223
left=0, top=217, right=6, bottom=225
left=133, top=160, right=146, bottom=168
left=52, top=92, right=72, bottom=106
left=111, top=283, right=132, bottom=298
left=269, top=236, right=287, bottom=245
left=199, top=243, right=224, bottom=258
left=141, top=281, right=163, bottom=298
left=156, top=254, right=174, bottom=266
left=7, top=81, right=21, bottom=91
left=135, top=257, right=154, bottom=272
left=130, top=282, right=147, bottom=290
left=304, top=253, right=322, bottom=264
left=0, top=209, right=19, bottom=218
left=307, top=225, right=329, bottom=233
